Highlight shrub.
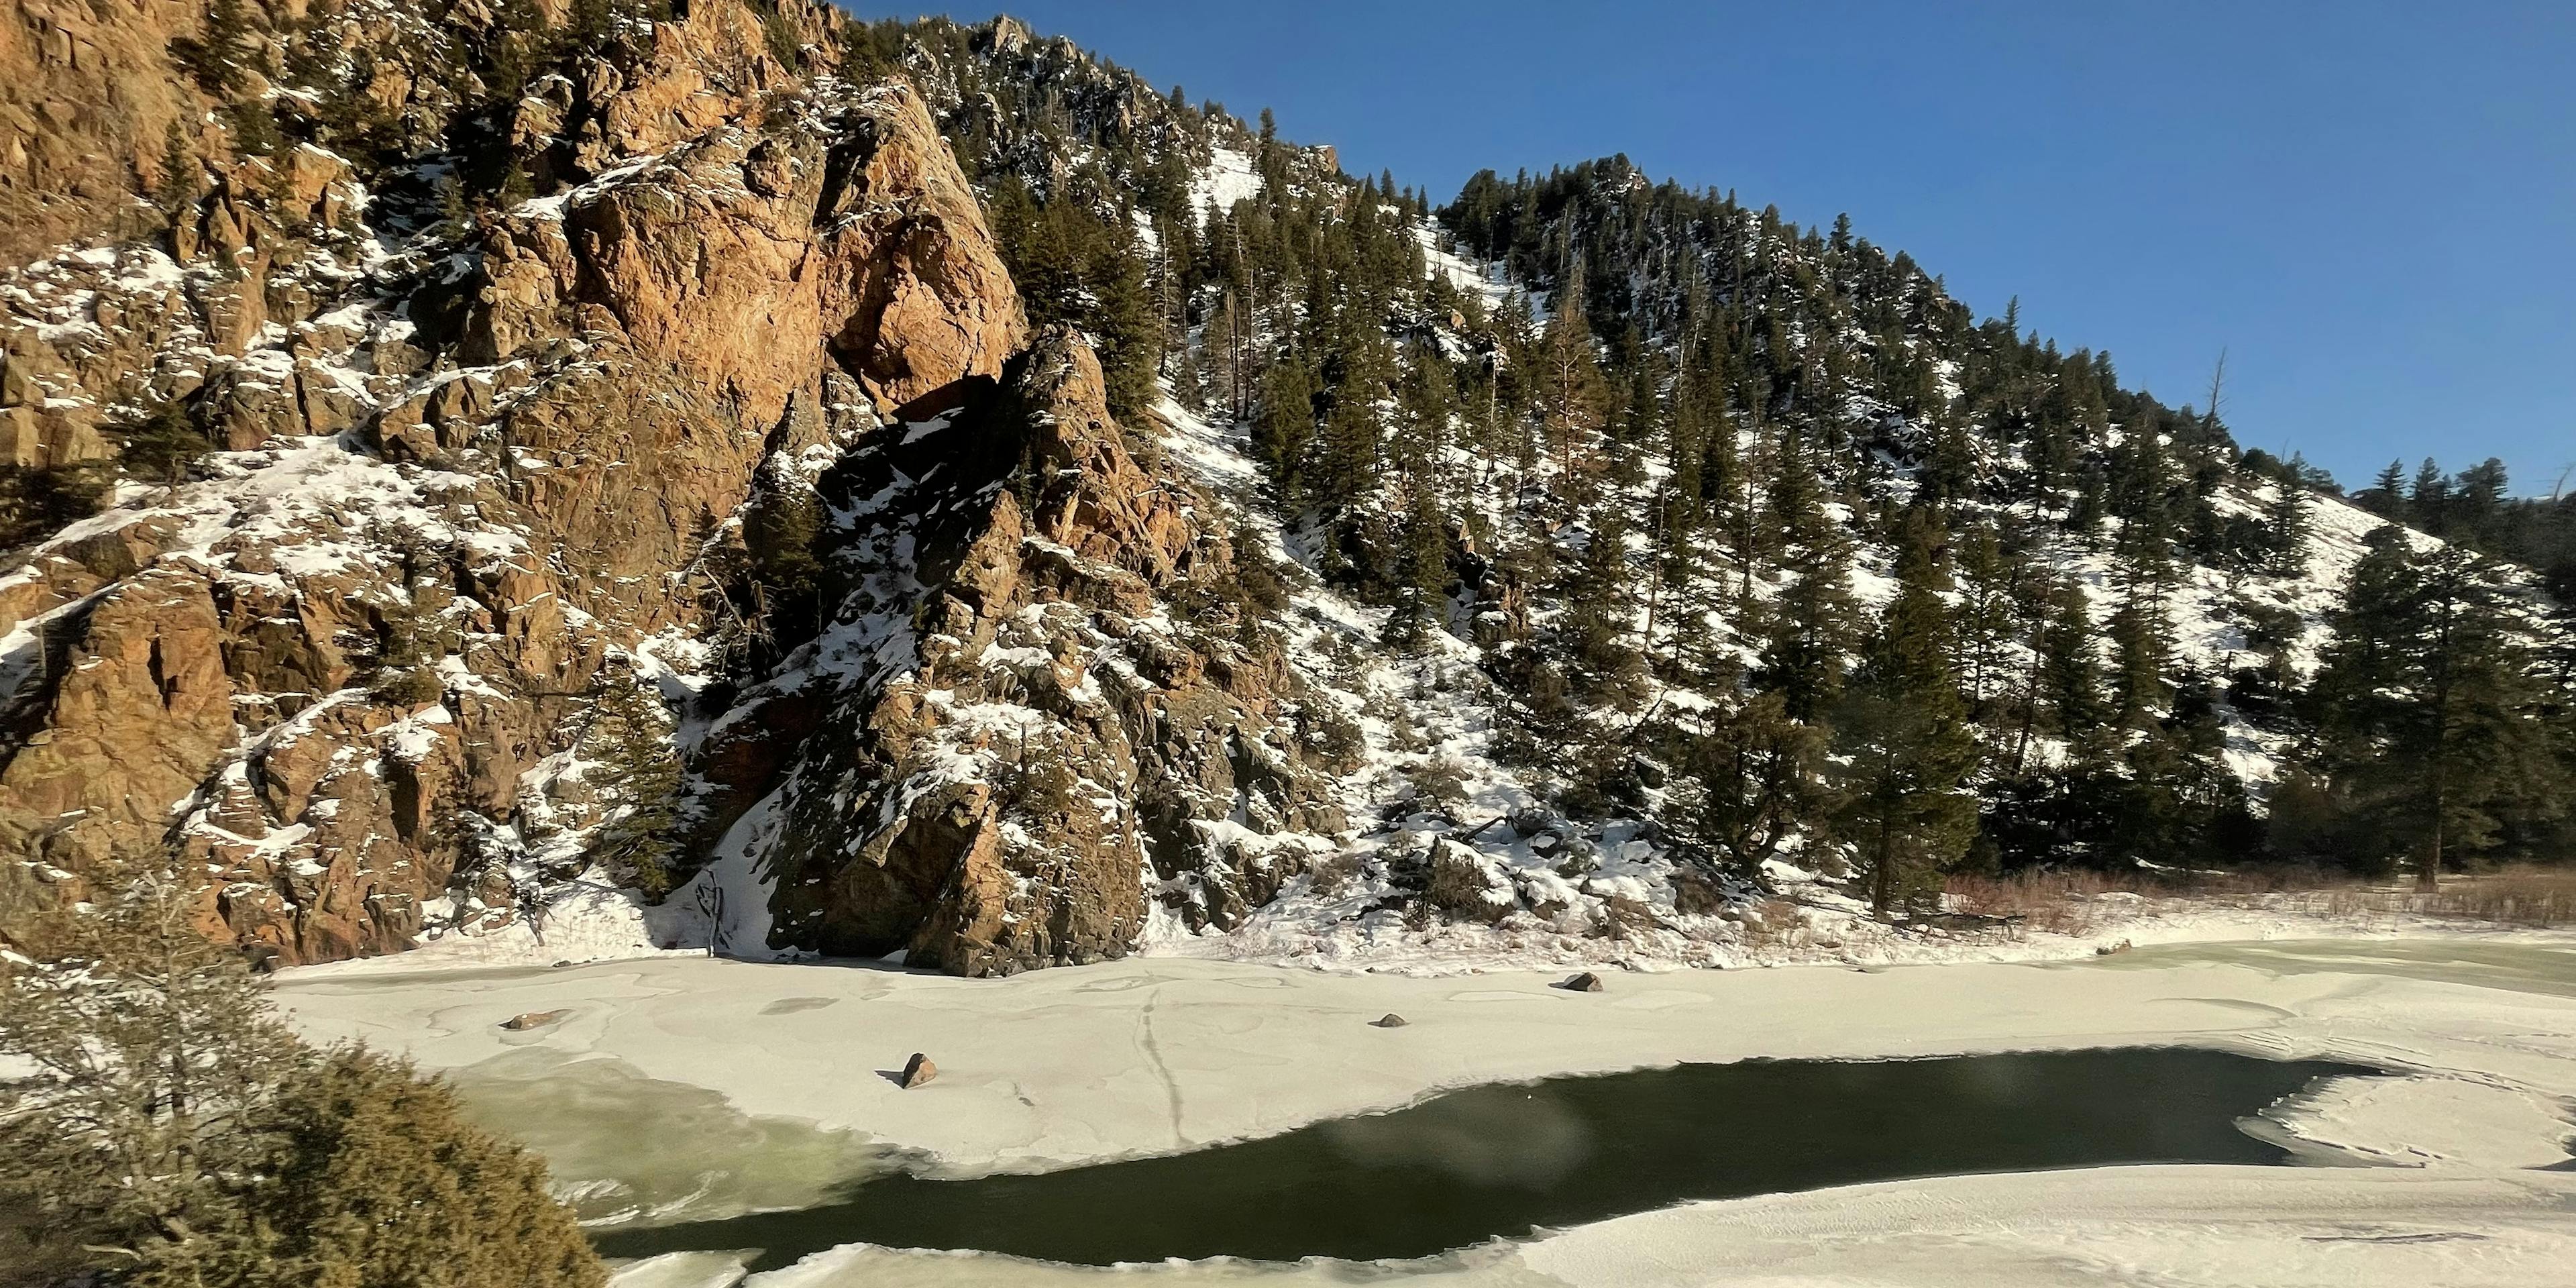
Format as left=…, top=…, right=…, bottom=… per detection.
left=0, top=871, right=606, bottom=1287
left=1293, top=697, right=1366, bottom=775
left=1307, top=852, right=1363, bottom=897
left=117, top=402, right=213, bottom=486
left=1407, top=755, right=1472, bottom=808
left=193, top=1049, right=606, bottom=1288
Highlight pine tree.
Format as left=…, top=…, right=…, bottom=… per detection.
left=1558, top=504, right=1647, bottom=707
left=231, top=1049, right=606, bottom=1288
left=172, top=0, right=249, bottom=96
left=1253, top=354, right=1318, bottom=506
left=2452, top=458, right=2510, bottom=548
left=2308, top=525, right=2420, bottom=768
left=1665, top=688, right=1825, bottom=875
left=2367, top=459, right=2410, bottom=519
left=2410, top=458, right=2451, bottom=534
left=1829, top=511, right=1980, bottom=918
left=579, top=660, right=684, bottom=898
left=2307, top=531, right=2565, bottom=885
left=1539, top=259, right=1604, bottom=492
left=745, top=478, right=825, bottom=641
left=156, top=121, right=199, bottom=217
left=2108, top=477, right=2176, bottom=726
left=1309, top=321, right=1391, bottom=512
left=2263, top=474, right=2313, bottom=576
left=1380, top=476, right=1450, bottom=654
left=1091, top=226, right=1163, bottom=422
left=2107, top=581, right=2168, bottom=727
left=572, top=0, right=614, bottom=39
left=0, top=866, right=307, bottom=1271
left=2112, top=673, right=2255, bottom=866
left=2038, top=574, right=2106, bottom=747
left=1919, top=419, right=1978, bottom=508
left=1951, top=521, right=2022, bottom=717
left=0, top=460, right=111, bottom=546
left=1752, top=432, right=1856, bottom=721
left=2067, top=462, right=2109, bottom=541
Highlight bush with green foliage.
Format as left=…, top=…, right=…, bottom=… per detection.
left=117, top=402, right=213, bottom=487
left=0, top=461, right=110, bottom=548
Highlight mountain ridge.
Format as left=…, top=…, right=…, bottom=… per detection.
left=0, top=1, right=2565, bottom=974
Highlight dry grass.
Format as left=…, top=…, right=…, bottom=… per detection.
left=1306, top=853, right=1364, bottom=898
left=2312, top=866, right=2576, bottom=929
left=1940, top=870, right=2151, bottom=936
left=1597, top=894, right=1662, bottom=940
left=1943, top=863, right=2576, bottom=935
left=1735, top=897, right=1809, bottom=953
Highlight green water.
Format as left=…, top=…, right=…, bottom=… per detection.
left=2080, top=940, right=2576, bottom=997
left=449, top=1050, right=885, bottom=1227
left=589, top=1047, right=2369, bottom=1269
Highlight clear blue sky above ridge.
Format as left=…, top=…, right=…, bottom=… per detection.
left=867, top=2, right=2576, bottom=496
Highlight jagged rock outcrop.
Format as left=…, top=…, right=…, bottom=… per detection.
left=747, top=326, right=1342, bottom=975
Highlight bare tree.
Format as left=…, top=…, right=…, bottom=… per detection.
left=2202, top=346, right=2229, bottom=437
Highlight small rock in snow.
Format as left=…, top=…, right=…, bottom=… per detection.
left=1558, top=972, right=1605, bottom=993
left=899, top=1053, right=938, bottom=1088
left=498, top=1009, right=570, bottom=1030
left=1371, top=1013, right=1409, bottom=1028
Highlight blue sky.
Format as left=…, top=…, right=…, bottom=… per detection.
left=876, top=2, right=2575, bottom=495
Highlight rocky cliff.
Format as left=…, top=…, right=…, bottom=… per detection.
left=0, top=0, right=1346, bottom=972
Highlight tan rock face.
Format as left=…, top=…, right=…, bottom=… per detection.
left=0, top=3, right=1038, bottom=965
left=0, top=570, right=236, bottom=869
left=826, top=87, right=1028, bottom=416
left=0, top=0, right=206, bottom=264
left=1, top=0, right=470, bottom=270
left=514, top=80, right=1025, bottom=427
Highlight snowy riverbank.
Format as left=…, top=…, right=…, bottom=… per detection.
left=300, top=861, right=2571, bottom=979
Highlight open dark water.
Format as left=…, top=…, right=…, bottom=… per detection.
left=592, top=1047, right=2371, bottom=1269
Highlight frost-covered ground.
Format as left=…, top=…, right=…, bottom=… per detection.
left=330, top=824, right=2571, bottom=979
left=274, top=934, right=2576, bottom=1288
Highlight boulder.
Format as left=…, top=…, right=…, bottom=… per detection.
left=1558, top=972, right=1605, bottom=993
left=898, top=1053, right=938, bottom=1089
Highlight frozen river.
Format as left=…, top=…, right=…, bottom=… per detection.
left=273, top=938, right=2576, bottom=1287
